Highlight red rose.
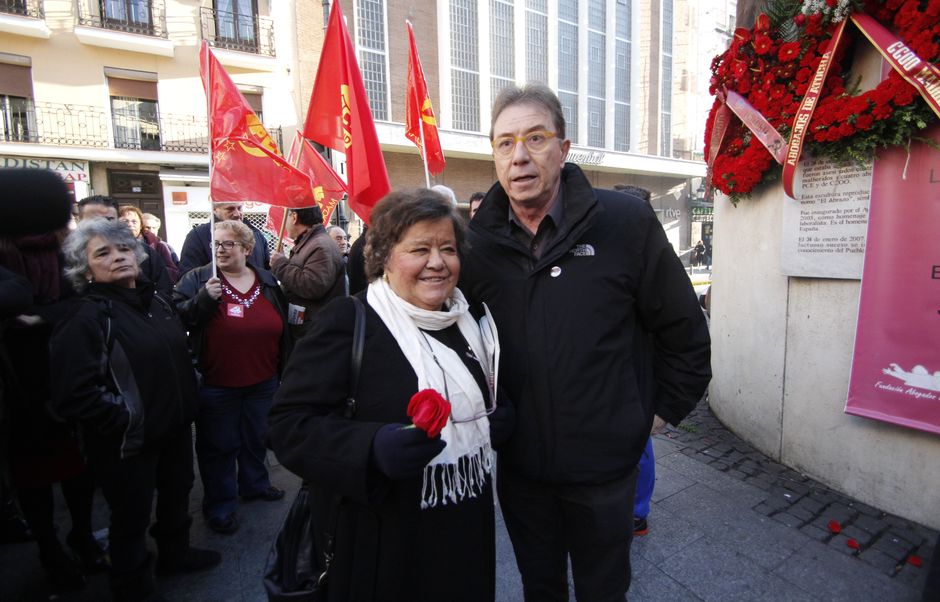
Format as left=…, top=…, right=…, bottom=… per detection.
left=407, top=389, right=451, bottom=438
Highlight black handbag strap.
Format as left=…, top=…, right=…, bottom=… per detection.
left=344, top=296, right=365, bottom=420
left=319, top=296, right=366, bottom=584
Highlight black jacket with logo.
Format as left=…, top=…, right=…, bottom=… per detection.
left=49, top=283, right=197, bottom=458
left=461, top=163, right=711, bottom=484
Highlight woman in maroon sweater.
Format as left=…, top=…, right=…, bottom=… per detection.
left=172, top=220, right=292, bottom=535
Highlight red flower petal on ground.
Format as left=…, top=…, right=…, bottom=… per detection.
left=846, top=538, right=860, bottom=550
left=828, top=520, right=842, bottom=534
left=907, top=555, right=923, bottom=567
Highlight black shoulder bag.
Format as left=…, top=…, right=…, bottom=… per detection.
left=263, top=297, right=366, bottom=602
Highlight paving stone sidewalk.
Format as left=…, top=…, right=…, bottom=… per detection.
left=0, top=397, right=934, bottom=601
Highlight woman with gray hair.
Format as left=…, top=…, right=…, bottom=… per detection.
left=269, top=188, right=514, bottom=601
left=49, top=218, right=220, bottom=602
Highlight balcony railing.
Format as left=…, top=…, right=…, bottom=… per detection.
left=200, top=6, right=274, bottom=57
left=1, top=101, right=283, bottom=154
left=0, top=0, right=43, bottom=18
left=77, top=0, right=168, bottom=38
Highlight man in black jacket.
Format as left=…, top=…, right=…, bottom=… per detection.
left=177, top=202, right=270, bottom=276
left=461, top=84, right=711, bottom=601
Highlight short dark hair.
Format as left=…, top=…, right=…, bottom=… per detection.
left=290, top=206, right=323, bottom=227
left=77, top=195, right=119, bottom=214
left=469, top=192, right=485, bottom=203
left=490, top=84, right=566, bottom=141
left=613, top=184, right=652, bottom=203
left=364, top=189, right=466, bottom=282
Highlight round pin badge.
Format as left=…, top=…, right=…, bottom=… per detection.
left=550, top=266, right=562, bottom=278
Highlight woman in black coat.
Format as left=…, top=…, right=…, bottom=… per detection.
left=268, top=190, right=513, bottom=602
left=49, top=219, right=219, bottom=602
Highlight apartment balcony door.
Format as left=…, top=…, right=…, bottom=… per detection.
left=214, top=0, right=258, bottom=52
left=100, top=0, right=154, bottom=35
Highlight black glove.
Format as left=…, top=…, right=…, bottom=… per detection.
left=370, top=424, right=446, bottom=480
left=488, top=392, right=515, bottom=449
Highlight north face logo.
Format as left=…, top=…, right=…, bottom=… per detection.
left=570, top=244, right=595, bottom=257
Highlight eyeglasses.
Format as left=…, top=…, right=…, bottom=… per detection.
left=491, top=130, right=558, bottom=158
left=419, top=331, right=497, bottom=424
left=211, top=240, right=243, bottom=250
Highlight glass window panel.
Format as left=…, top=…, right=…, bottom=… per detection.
left=357, top=0, right=386, bottom=51
left=615, top=39, right=630, bottom=103
left=526, top=0, right=546, bottom=11
left=588, top=31, right=605, bottom=98
left=490, top=0, right=514, bottom=79
left=615, top=0, right=630, bottom=39
left=588, top=97, right=604, bottom=147
left=614, top=102, right=629, bottom=151
left=450, top=0, right=479, bottom=71
left=558, top=22, right=578, bottom=92
left=526, top=11, right=547, bottom=83
left=558, top=0, right=577, bottom=23
left=1, top=95, right=36, bottom=143
left=588, top=0, right=605, bottom=31
left=558, top=90, right=577, bottom=143
left=662, top=0, right=673, bottom=55
left=452, top=69, right=479, bottom=131
left=111, top=96, right=161, bottom=151
left=360, top=50, right=388, bottom=120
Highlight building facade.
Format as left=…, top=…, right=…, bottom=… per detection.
left=1, top=0, right=732, bottom=259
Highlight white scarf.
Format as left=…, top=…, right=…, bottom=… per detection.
left=368, top=278, right=499, bottom=509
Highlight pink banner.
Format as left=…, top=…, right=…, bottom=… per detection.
left=845, top=124, right=940, bottom=435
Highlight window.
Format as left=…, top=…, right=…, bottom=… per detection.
left=450, top=0, right=479, bottom=131
left=490, top=0, right=514, bottom=104
left=102, top=0, right=153, bottom=34
left=660, top=0, right=673, bottom=156
left=588, top=0, right=605, bottom=30
left=214, top=0, right=257, bottom=51
left=0, top=63, right=35, bottom=143
left=525, top=8, right=547, bottom=84
left=558, top=90, right=578, bottom=142
left=557, top=6, right=578, bottom=142
left=108, top=76, right=160, bottom=151
left=614, top=1, right=631, bottom=150
left=588, top=97, right=604, bottom=148
left=356, top=0, right=388, bottom=121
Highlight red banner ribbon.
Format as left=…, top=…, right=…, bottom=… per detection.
left=782, top=20, right=849, bottom=199
left=851, top=13, right=940, bottom=120
left=705, top=92, right=733, bottom=198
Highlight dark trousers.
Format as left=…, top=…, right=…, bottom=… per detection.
left=196, top=376, right=277, bottom=519
left=87, top=422, right=195, bottom=602
left=498, top=465, right=637, bottom=602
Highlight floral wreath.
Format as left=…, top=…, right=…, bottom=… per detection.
left=704, top=0, right=940, bottom=202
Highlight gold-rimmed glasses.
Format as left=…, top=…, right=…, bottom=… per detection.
left=491, top=130, right=558, bottom=158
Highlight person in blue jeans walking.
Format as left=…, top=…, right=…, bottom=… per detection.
left=173, top=220, right=293, bottom=535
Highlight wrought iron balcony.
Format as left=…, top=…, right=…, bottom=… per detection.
left=0, top=0, right=43, bottom=18
left=77, top=0, right=168, bottom=38
left=1, top=100, right=283, bottom=154
left=200, top=6, right=274, bottom=57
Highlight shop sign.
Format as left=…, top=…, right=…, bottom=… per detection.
left=1, top=156, right=89, bottom=182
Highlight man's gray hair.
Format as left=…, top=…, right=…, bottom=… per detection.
left=63, top=218, right=146, bottom=292
left=490, top=84, right=566, bottom=141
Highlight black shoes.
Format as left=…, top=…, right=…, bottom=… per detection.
left=66, top=531, right=110, bottom=573
left=634, top=517, right=649, bottom=537
left=40, top=545, right=86, bottom=590
left=242, top=486, right=285, bottom=502
left=206, top=514, right=239, bottom=535
left=155, top=546, right=221, bottom=575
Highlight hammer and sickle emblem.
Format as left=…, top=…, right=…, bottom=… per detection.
left=237, top=113, right=280, bottom=158
left=341, top=85, right=352, bottom=149
left=421, top=98, right=437, bottom=127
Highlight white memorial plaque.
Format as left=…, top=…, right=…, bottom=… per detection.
left=781, top=155, right=873, bottom=279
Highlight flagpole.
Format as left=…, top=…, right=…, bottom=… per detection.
left=203, top=42, right=218, bottom=279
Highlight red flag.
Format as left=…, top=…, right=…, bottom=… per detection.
left=287, top=133, right=348, bottom=224
left=264, top=205, right=292, bottom=246
left=199, top=41, right=316, bottom=208
left=303, top=0, right=390, bottom=224
left=405, top=21, right=445, bottom=175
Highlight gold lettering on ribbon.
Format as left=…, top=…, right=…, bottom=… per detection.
left=786, top=49, right=832, bottom=168
left=341, top=85, right=352, bottom=149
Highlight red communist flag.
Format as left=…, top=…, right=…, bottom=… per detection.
left=199, top=41, right=316, bottom=208
left=287, top=133, right=348, bottom=224
left=303, top=0, right=390, bottom=224
left=405, top=21, right=445, bottom=175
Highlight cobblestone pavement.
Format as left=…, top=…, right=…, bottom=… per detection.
left=0, top=398, right=934, bottom=601
left=658, top=398, right=936, bottom=591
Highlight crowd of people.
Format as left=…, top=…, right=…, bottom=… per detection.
left=1, top=83, right=713, bottom=602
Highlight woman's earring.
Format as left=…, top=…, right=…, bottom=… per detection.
left=383, top=272, right=389, bottom=283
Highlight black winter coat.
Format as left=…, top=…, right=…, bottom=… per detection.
left=49, top=283, right=198, bottom=458
left=268, top=293, right=495, bottom=602
left=461, top=163, right=712, bottom=485
left=172, top=265, right=292, bottom=375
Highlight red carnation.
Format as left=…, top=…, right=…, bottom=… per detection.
left=827, top=520, right=842, bottom=534
left=407, top=389, right=451, bottom=438
left=846, top=538, right=860, bottom=550
left=778, top=42, right=801, bottom=63
left=794, top=14, right=806, bottom=26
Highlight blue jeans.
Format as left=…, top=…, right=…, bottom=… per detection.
left=195, top=377, right=277, bottom=519
left=634, top=438, right=655, bottom=520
